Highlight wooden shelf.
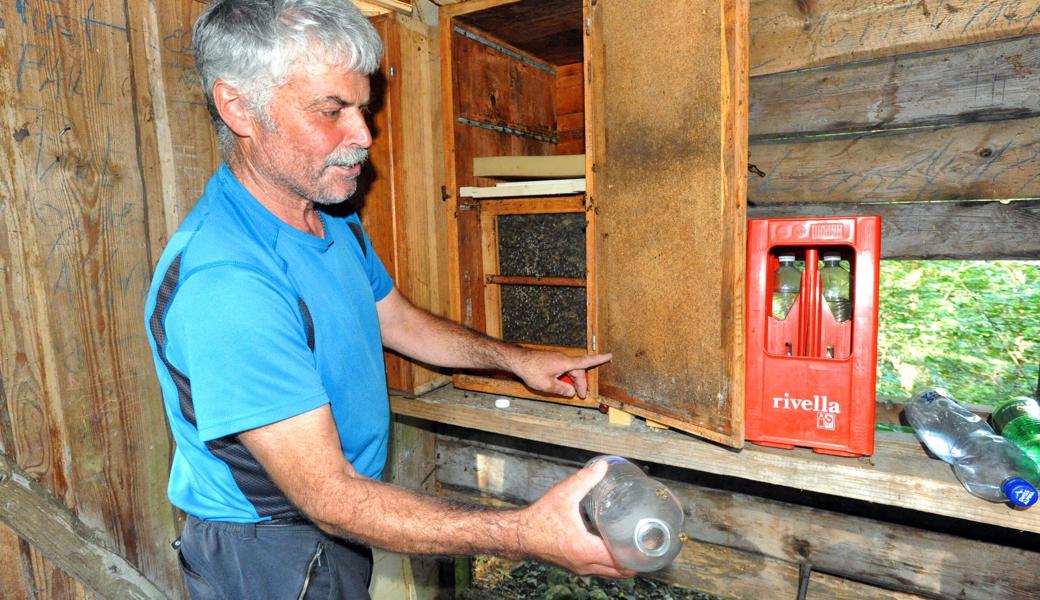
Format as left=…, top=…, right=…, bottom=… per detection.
left=391, top=385, right=1040, bottom=534
left=459, top=178, right=585, bottom=198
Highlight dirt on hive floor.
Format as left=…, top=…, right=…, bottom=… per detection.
left=459, top=557, right=723, bottom=600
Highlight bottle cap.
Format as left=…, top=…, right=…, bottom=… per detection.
left=778, top=254, right=795, bottom=262
left=494, top=398, right=511, bottom=409
left=1002, top=478, right=1038, bottom=507
left=822, top=252, right=842, bottom=262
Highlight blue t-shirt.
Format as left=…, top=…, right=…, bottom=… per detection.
left=144, top=164, right=394, bottom=522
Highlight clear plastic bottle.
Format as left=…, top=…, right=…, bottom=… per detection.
left=771, top=254, right=801, bottom=320
left=991, top=397, right=1040, bottom=466
left=580, top=456, right=685, bottom=572
left=904, top=387, right=1040, bottom=508
left=820, top=253, right=851, bottom=322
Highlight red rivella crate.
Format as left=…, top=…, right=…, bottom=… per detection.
left=745, top=217, right=881, bottom=456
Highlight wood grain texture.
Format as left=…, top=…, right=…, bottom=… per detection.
left=751, top=34, right=1040, bottom=140
left=0, top=0, right=188, bottom=594
left=589, top=0, right=746, bottom=446
left=391, top=387, right=1040, bottom=533
left=749, top=199, right=1040, bottom=259
left=748, top=116, right=1040, bottom=204
left=435, top=435, right=1031, bottom=599
left=0, top=452, right=165, bottom=598
left=749, top=0, right=1040, bottom=76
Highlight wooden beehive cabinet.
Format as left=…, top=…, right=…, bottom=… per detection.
left=441, top=0, right=749, bottom=446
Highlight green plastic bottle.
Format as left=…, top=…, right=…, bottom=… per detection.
left=992, top=397, right=1040, bottom=466
left=820, top=253, right=852, bottom=323
left=771, top=255, right=801, bottom=320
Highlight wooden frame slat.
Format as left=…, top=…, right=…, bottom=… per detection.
left=485, top=275, right=586, bottom=287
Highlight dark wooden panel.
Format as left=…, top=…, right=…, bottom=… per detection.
left=750, top=0, right=1040, bottom=76
left=589, top=0, right=747, bottom=447
left=452, top=24, right=558, bottom=136
left=554, top=62, right=584, bottom=154
left=749, top=199, right=1040, bottom=260
left=455, top=0, right=583, bottom=66
left=751, top=35, right=1040, bottom=140
left=748, top=116, right=1040, bottom=204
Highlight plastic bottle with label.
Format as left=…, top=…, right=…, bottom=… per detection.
left=992, top=396, right=1040, bottom=466
left=820, top=253, right=852, bottom=322
left=904, top=387, right=1040, bottom=508
left=580, top=456, right=685, bottom=572
left=771, top=254, right=801, bottom=320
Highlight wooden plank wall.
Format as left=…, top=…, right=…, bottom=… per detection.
left=746, top=0, right=1040, bottom=258
left=0, top=0, right=216, bottom=596
left=434, top=432, right=1040, bottom=600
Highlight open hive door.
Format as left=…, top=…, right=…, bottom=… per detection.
left=585, top=0, right=749, bottom=448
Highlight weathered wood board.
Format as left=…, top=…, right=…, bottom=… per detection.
left=588, top=0, right=748, bottom=447
left=751, top=34, right=1040, bottom=140
left=749, top=199, right=1040, bottom=260
left=0, top=0, right=212, bottom=596
left=749, top=116, right=1040, bottom=204
left=392, top=388, right=1040, bottom=534
left=435, top=434, right=1038, bottom=600
left=749, top=0, right=1040, bottom=76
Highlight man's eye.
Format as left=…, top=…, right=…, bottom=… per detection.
left=322, top=110, right=341, bottom=118
left=359, top=106, right=372, bottom=116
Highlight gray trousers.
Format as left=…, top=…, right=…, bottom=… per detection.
left=177, top=515, right=373, bottom=599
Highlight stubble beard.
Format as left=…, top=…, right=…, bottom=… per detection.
left=309, top=147, right=369, bottom=206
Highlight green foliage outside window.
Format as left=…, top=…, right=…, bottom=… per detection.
left=876, top=260, right=1040, bottom=406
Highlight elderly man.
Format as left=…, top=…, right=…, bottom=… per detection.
left=144, top=1, right=629, bottom=597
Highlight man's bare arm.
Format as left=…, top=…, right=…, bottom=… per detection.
left=376, top=288, right=610, bottom=398
left=239, top=405, right=632, bottom=578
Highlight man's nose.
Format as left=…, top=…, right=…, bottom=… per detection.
left=345, top=110, right=372, bottom=149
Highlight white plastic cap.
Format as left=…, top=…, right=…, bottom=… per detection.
left=822, top=252, right=842, bottom=262
left=494, top=398, right=511, bottom=409
left=778, top=254, right=796, bottom=262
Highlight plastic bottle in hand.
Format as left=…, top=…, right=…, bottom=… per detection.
left=904, top=387, right=1040, bottom=508
left=820, top=253, right=852, bottom=322
left=771, top=254, right=801, bottom=320
left=580, top=456, right=685, bottom=572
left=992, top=397, right=1040, bottom=466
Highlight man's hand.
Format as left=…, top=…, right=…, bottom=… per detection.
left=517, top=460, right=636, bottom=578
left=510, top=350, right=613, bottom=398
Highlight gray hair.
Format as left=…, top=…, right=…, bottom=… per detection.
left=193, top=0, right=384, bottom=154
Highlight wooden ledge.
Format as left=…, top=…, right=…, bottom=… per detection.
left=391, top=386, right=1040, bottom=534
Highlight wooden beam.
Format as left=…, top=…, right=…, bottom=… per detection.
left=748, top=117, right=1040, bottom=204
left=484, top=275, right=586, bottom=287
left=356, top=0, right=413, bottom=16
left=436, top=435, right=1034, bottom=599
left=391, top=387, right=1040, bottom=533
left=477, top=195, right=585, bottom=216
left=749, top=0, right=1040, bottom=76
left=748, top=199, right=1040, bottom=260
left=750, top=35, right=1040, bottom=140
left=0, top=453, right=165, bottom=599
left=459, top=179, right=586, bottom=198
left=473, top=154, right=585, bottom=178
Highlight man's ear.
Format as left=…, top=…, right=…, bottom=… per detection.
left=212, top=80, right=256, bottom=138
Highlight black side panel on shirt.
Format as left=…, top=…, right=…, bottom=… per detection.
left=347, top=221, right=367, bottom=258
left=150, top=252, right=302, bottom=520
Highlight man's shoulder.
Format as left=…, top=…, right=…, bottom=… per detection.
left=159, top=191, right=286, bottom=286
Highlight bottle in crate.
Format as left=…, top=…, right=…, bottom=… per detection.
left=772, top=254, right=801, bottom=321
left=745, top=216, right=881, bottom=456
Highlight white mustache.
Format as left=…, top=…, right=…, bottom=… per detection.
left=324, top=148, right=369, bottom=169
